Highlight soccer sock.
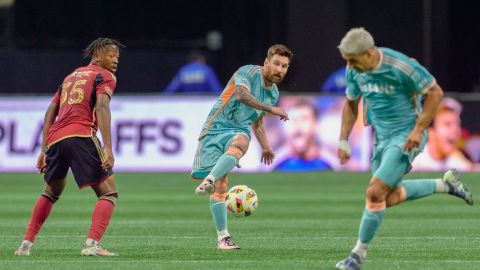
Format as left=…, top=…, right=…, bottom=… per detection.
left=208, top=153, right=238, bottom=181
left=24, top=195, right=54, bottom=242
left=209, top=193, right=228, bottom=241
left=355, top=201, right=386, bottom=259
left=87, top=199, right=115, bottom=242
left=400, top=179, right=438, bottom=201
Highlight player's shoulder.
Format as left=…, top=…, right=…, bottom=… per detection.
left=237, top=65, right=262, bottom=76
left=84, top=64, right=117, bottom=82
left=380, top=47, right=421, bottom=74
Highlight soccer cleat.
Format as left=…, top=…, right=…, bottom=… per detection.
left=81, top=239, right=118, bottom=257
left=336, top=253, right=363, bottom=270
left=218, top=236, right=240, bottom=250
left=195, top=178, right=215, bottom=196
left=14, top=240, right=33, bottom=256
left=443, top=169, right=474, bottom=205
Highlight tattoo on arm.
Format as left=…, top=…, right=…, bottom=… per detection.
left=235, top=85, right=272, bottom=112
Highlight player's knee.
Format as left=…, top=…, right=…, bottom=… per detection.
left=226, top=144, right=245, bottom=160
left=42, top=189, right=61, bottom=203
left=366, top=186, right=387, bottom=203
left=98, top=191, right=118, bottom=205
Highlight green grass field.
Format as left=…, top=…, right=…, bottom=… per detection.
left=0, top=172, right=479, bottom=270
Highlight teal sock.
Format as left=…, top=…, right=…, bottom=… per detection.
left=210, top=199, right=227, bottom=231
left=401, top=179, right=436, bottom=201
left=358, top=208, right=384, bottom=244
left=209, top=154, right=238, bottom=180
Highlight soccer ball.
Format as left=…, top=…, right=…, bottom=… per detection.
left=226, top=185, right=258, bottom=217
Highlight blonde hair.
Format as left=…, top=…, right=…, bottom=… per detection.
left=338, top=27, right=375, bottom=54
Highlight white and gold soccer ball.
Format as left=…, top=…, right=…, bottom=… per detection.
left=226, top=185, right=258, bottom=217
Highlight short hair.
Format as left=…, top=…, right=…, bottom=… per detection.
left=338, top=27, right=375, bottom=55
left=292, top=98, right=319, bottom=120
left=267, top=44, right=293, bottom=61
left=83, top=38, right=125, bottom=59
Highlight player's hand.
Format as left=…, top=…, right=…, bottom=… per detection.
left=36, top=152, right=47, bottom=174
left=403, top=128, right=423, bottom=152
left=338, top=149, right=351, bottom=165
left=102, top=149, right=115, bottom=170
left=337, top=140, right=351, bottom=165
left=261, top=148, right=275, bottom=165
left=270, top=107, right=289, bottom=121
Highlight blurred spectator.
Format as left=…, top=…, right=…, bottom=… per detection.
left=412, top=97, right=473, bottom=172
left=0, top=0, right=14, bottom=47
left=274, top=98, right=332, bottom=172
left=163, top=51, right=222, bottom=94
left=320, top=67, right=347, bottom=94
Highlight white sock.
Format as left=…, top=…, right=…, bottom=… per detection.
left=85, top=238, right=98, bottom=246
left=351, top=239, right=368, bottom=260
left=434, top=178, right=449, bottom=193
left=217, top=229, right=230, bottom=241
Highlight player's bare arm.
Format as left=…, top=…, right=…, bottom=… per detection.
left=235, top=85, right=289, bottom=121
left=95, top=93, right=114, bottom=170
left=252, top=116, right=275, bottom=165
left=338, top=99, right=359, bottom=164
left=404, top=83, right=444, bottom=151
left=37, top=102, right=59, bottom=173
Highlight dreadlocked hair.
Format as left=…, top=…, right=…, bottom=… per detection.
left=83, top=38, right=125, bottom=59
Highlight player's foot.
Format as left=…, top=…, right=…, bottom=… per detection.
left=14, top=240, right=33, bottom=256
left=443, top=169, right=474, bottom=205
left=335, top=253, right=363, bottom=270
left=195, top=178, right=215, bottom=196
left=218, top=236, right=240, bottom=250
left=81, top=239, right=118, bottom=256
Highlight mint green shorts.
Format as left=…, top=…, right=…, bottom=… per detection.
left=191, top=131, right=249, bottom=179
left=371, top=132, right=427, bottom=187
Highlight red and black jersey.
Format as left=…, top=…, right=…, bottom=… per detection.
left=46, top=64, right=116, bottom=146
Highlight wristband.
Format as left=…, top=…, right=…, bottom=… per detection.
left=338, top=140, right=351, bottom=156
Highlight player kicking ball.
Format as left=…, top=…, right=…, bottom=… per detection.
left=335, top=28, right=473, bottom=270
left=191, top=44, right=293, bottom=249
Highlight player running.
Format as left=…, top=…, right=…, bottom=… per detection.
left=335, top=28, right=473, bottom=270
left=192, top=44, right=293, bottom=249
left=15, top=38, right=124, bottom=257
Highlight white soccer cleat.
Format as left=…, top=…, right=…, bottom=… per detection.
left=218, top=236, right=240, bottom=250
left=14, top=240, right=33, bottom=256
left=195, top=178, right=215, bottom=196
left=81, top=239, right=118, bottom=257
left=443, top=169, right=474, bottom=205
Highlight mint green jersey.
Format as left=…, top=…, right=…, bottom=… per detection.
left=345, top=47, right=436, bottom=141
left=199, top=65, right=280, bottom=139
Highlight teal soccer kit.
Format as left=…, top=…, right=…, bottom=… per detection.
left=191, top=65, right=279, bottom=179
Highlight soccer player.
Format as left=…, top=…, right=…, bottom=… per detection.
left=14, top=38, right=124, bottom=257
left=335, top=28, right=473, bottom=270
left=191, top=44, right=293, bottom=249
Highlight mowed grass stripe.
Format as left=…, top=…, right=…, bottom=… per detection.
left=0, top=172, right=478, bottom=270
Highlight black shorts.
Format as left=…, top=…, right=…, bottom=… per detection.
left=44, top=137, right=113, bottom=189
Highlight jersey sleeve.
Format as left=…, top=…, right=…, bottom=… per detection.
left=345, top=68, right=362, bottom=100
left=404, top=58, right=436, bottom=94
left=96, top=72, right=117, bottom=98
left=233, top=67, right=252, bottom=92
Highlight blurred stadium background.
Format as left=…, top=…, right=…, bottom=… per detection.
left=0, top=1, right=479, bottom=269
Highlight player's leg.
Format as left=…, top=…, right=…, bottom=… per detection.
left=196, top=133, right=249, bottom=195
left=209, top=175, right=240, bottom=249
left=15, top=178, right=67, bottom=256
left=15, top=142, right=69, bottom=256
left=68, top=137, right=118, bottom=256
left=386, top=169, right=473, bottom=207
left=337, top=147, right=406, bottom=270
left=81, top=176, right=118, bottom=256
